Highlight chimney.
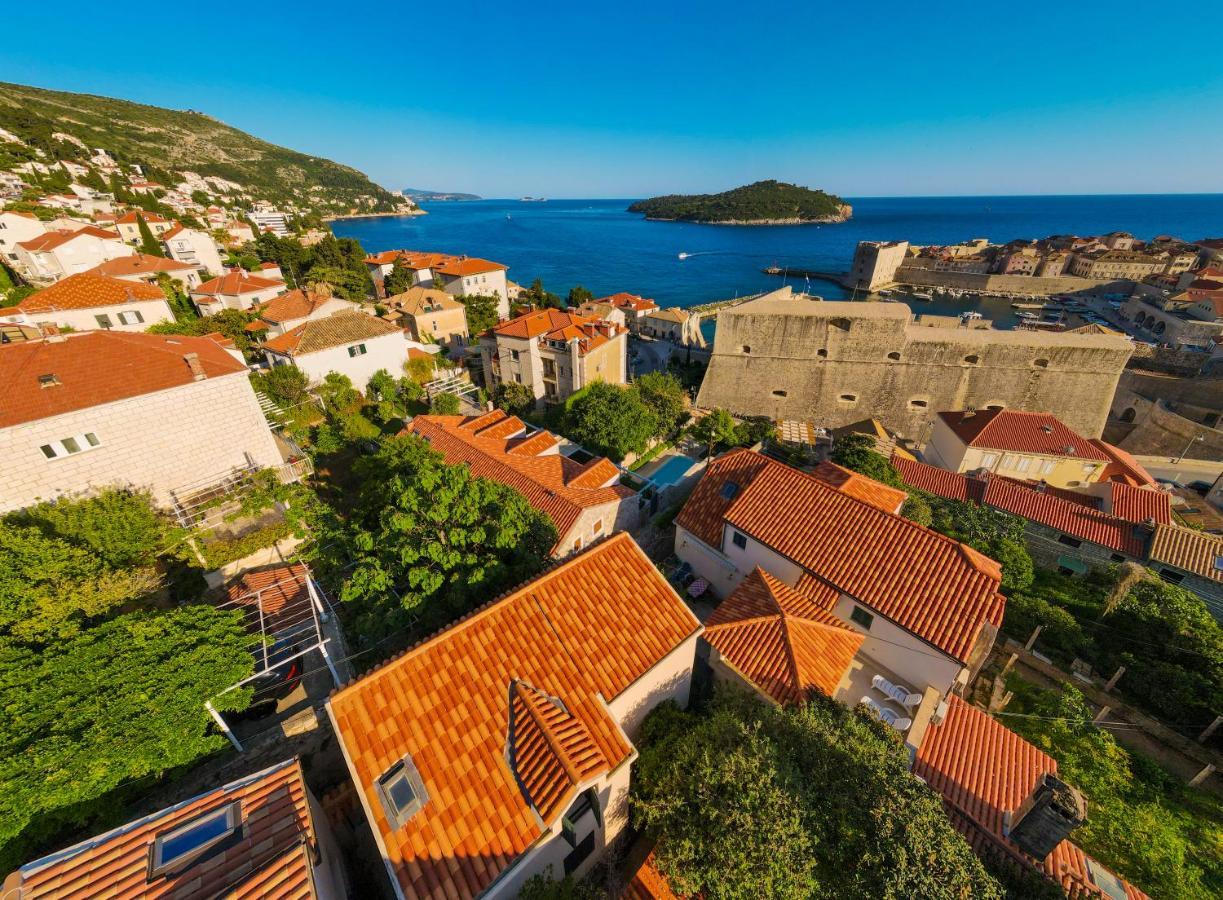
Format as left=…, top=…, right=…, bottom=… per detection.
left=1006, top=774, right=1087, bottom=861
left=183, top=352, right=207, bottom=381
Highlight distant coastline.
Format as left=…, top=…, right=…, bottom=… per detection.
left=642, top=212, right=851, bottom=226
left=324, top=208, right=427, bottom=223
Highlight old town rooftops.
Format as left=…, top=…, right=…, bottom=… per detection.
left=262, top=311, right=402, bottom=357
left=0, top=331, right=246, bottom=429
left=12, top=273, right=165, bottom=313
left=326, top=533, right=701, bottom=900
left=677, top=449, right=1004, bottom=662
left=194, top=270, right=283, bottom=297
left=938, top=409, right=1110, bottom=462
left=490, top=308, right=625, bottom=351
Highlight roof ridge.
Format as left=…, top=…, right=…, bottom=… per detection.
left=508, top=680, right=590, bottom=786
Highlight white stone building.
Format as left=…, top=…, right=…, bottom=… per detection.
left=262, top=310, right=424, bottom=387
left=3, top=273, right=175, bottom=333
left=190, top=269, right=287, bottom=313
left=0, top=331, right=283, bottom=514
left=0, top=211, right=48, bottom=264
left=161, top=224, right=225, bottom=277
left=13, top=226, right=135, bottom=282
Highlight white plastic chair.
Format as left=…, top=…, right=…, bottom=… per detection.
left=859, top=695, right=913, bottom=731
left=871, top=674, right=923, bottom=709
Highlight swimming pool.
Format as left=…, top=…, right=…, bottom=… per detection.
left=648, top=454, right=698, bottom=487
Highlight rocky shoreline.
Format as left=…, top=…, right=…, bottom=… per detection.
left=646, top=208, right=852, bottom=226
left=324, top=207, right=426, bottom=223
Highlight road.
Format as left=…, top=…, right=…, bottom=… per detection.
left=630, top=336, right=671, bottom=377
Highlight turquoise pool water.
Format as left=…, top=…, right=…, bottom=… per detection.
left=649, top=455, right=697, bottom=486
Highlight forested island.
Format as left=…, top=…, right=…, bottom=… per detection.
left=628, top=180, right=851, bottom=225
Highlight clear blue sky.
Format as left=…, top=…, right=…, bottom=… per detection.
left=4, top=2, right=1223, bottom=199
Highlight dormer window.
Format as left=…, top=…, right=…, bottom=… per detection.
left=378, top=754, right=428, bottom=829
left=149, top=801, right=241, bottom=876
left=38, top=373, right=59, bottom=388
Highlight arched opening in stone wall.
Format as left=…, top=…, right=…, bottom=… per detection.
left=1119, top=407, right=1137, bottom=423
left=887, top=351, right=901, bottom=361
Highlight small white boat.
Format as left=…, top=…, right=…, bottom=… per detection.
left=1016, top=310, right=1039, bottom=320
left=960, top=310, right=983, bottom=321
left=911, top=291, right=934, bottom=301
left=678, top=252, right=690, bottom=260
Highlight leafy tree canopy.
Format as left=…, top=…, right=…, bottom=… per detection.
left=632, top=691, right=1002, bottom=900
left=566, top=285, right=593, bottom=307
left=0, top=605, right=254, bottom=870
left=430, top=391, right=461, bottom=415
left=688, top=408, right=739, bottom=457
left=830, top=433, right=904, bottom=487
left=633, top=371, right=688, bottom=436
left=494, top=381, right=536, bottom=417
left=15, top=488, right=174, bottom=569
left=460, top=293, right=501, bottom=335
left=329, top=435, right=556, bottom=648
left=564, top=381, right=657, bottom=461
left=148, top=308, right=257, bottom=356
left=628, top=180, right=848, bottom=224
left=383, top=257, right=413, bottom=296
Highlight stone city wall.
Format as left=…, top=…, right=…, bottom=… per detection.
left=893, top=265, right=1126, bottom=297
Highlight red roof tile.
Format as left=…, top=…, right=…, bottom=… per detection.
left=810, top=461, right=908, bottom=513
left=620, top=852, right=681, bottom=900
left=0, top=331, right=247, bottom=428
left=433, top=257, right=507, bottom=277
left=17, top=226, right=122, bottom=252
left=326, top=533, right=701, bottom=900
left=678, top=450, right=1004, bottom=662
left=891, top=455, right=982, bottom=502
left=194, top=270, right=282, bottom=298
left=493, top=308, right=595, bottom=339
left=939, top=410, right=1109, bottom=462
left=15, top=273, right=166, bottom=313
left=599, top=292, right=658, bottom=312
left=705, top=568, right=862, bottom=703
left=1106, top=483, right=1171, bottom=525
left=915, top=697, right=1149, bottom=899
left=84, top=253, right=194, bottom=279
left=406, top=414, right=632, bottom=553
left=1149, top=524, right=1223, bottom=583
left=256, top=289, right=350, bottom=325
left=9, top=759, right=318, bottom=900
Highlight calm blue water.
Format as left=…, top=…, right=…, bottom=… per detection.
left=649, top=454, right=699, bottom=486
left=333, top=195, right=1223, bottom=315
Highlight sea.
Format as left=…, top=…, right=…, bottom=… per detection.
left=332, top=194, right=1223, bottom=330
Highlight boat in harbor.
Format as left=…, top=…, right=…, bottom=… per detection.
left=1015, top=310, right=1040, bottom=320
left=910, top=291, right=934, bottom=301
left=959, top=310, right=983, bottom=321
left=1011, top=301, right=1046, bottom=310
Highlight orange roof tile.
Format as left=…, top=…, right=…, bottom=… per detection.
left=227, top=842, right=318, bottom=900
left=493, top=308, right=596, bottom=339
left=326, top=533, right=702, bottom=900
left=705, top=568, right=862, bottom=703
left=1106, top=482, right=1171, bottom=525
left=939, top=410, right=1109, bottom=462
left=433, top=256, right=507, bottom=277
left=1149, top=524, right=1223, bottom=583
left=15, top=273, right=166, bottom=313
left=0, top=331, right=247, bottom=428
left=9, top=759, right=318, bottom=900
left=892, top=454, right=984, bottom=502
left=84, top=253, right=194, bottom=279
left=677, top=450, right=1004, bottom=662
left=17, top=226, right=122, bottom=252
left=809, top=461, right=908, bottom=513
left=194, top=270, right=282, bottom=298
left=256, top=289, right=349, bottom=324
left=1089, top=440, right=1157, bottom=487
left=620, top=852, right=681, bottom=900
left=263, top=311, right=402, bottom=356
left=116, top=211, right=170, bottom=224
left=599, top=292, right=658, bottom=312
left=406, top=414, right=633, bottom=553
left=915, top=697, right=1149, bottom=899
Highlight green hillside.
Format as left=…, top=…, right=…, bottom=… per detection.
left=628, top=180, right=851, bottom=224
left=0, top=82, right=402, bottom=216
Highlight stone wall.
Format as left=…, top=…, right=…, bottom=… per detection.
left=1108, top=389, right=1223, bottom=460
left=893, top=266, right=1126, bottom=297
left=696, top=289, right=1133, bottom=440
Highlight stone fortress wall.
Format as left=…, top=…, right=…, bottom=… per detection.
left=696, top=288, right=1134, bottom=440
left=891, top=265, right=1127, bottom=297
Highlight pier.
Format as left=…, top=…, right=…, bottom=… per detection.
left=761, top=266, right=848, bottom=286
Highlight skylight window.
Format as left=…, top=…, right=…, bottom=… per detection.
left=720, top=481, right=740, bottom=501
left=149, top=802, right=241, bottom=876
left=377, top=755, right=429, bottom=829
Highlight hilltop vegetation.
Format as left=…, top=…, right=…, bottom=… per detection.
left=0, top=82, right=402, bottom=216
left=628, top=179, right=851, bottom=224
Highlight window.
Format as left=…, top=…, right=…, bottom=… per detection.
left=731, top=530, right=747, bottom=550
left=849, top=606, right=874, bottom=630
left=39, top=433, right=100, bottom=460
left=772, top=389, right=787, bottom=397
left=562, top=789, right=601, bottom=847
left=510, top=349, right=520, bottom=361
left=377, top=755, right=429, bottom=829
left=513, top=373, right=521, bottom=383
left=592, top=519, right=603, bottom=536
left=38, top=373, right=59, bottom=388
left=150, top=802, right=241, bottom=876
left=563, top=832, right=596, bottom=876
left=95, top=314, right=113, bottom=328
left=720, top=481, right=740, bottom=501
left=1057, top=534, right=1083, bottom=548
left=963, top=354, right=980, bottom=365
left=980, top=453, right=999, bottom=468
left=1014, top=457, right=1032, bottom=473
left=741, top=345, right=751, bottom=354
left=347, top=343, right=367, bottom=357
left=1041, top=460, right=1057, bottom=475
left=118, top=310, right=145, bottom=325
left=1000, top=454, right=1018, bottom=470
left=887, top=351, right=901, bottom=361
left=1159, top=568, right=1185, bottom=585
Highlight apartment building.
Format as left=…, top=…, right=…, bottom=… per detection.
left=13, top=226, right=134, bottom=282
left=262, top=310, right=422, bottom=387
left=4, top=273, right=174, bottom=333
left=190, top=269, right=287, bottom=313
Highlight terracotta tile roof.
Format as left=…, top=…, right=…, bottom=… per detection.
left=895, top=457, right=1148, bottom=556
left=993, top=475, right=1102, bottom=509
left=493, top=308, right=596, bottom=339
left=365, top=250, right=403, bottom=265
left=263, top=311, right=402, bottom=357
left=256, top=289, right=351, bottom=325
left=569, top=457, right=621, bottom=489
left=677, top=450, right=1004, bottom=662
left=17, top=226, right=122, bottom=252
left=326, top=533, right=702, bottom=900
left=387, top=286, right=463, bottom=316
left=705, top=567, right=862, bottom=704
left=226, top=842, right=317, bottom=900
left=980, top=478, right=1147, bottom=556
left=116, top=211, right=170, bottom=225
left=644, top=308, right=688, bottom=323
left=620, top=852, right=681, bottom=900
left=0, top=331, right=247, bottom=428
left=1149, top=524, right=1223, bottom=583
left=194, top=270, right=283, bottom=298
left=84, top=253, right=195, bottom=279
left=891, top=455, right=982, bottom=502
left=222, top=563, right=319, bottom=637
left=1106, top=482, right=1171, bottom=525
left=939, top=410, right=1109, bottom=462
left=915, top=696, right=1149, bottom=900
left=433, top=256, right=507, bottom=277
left=809, top=461, right=908, bottom=513
left=507, top=680, right=611, bottom=822
left=8, top=759, right=317, bottom=900
left=14, top=273, right=166, bottom=313
left=405, top=413, right=632, bottom=553
left=599, top=292, right=658, bottom=312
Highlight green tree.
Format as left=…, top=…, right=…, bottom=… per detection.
left=0, top=605, right=254, bottom=870
left=252, top=364, right=311, bottom=410
left=331, top=435, right=557, bottom=647
left=524, top=278, right=564, bottom=310
left=460, top=294, right=501, bottom=334
left=383, top=258, right=413, bottom=296
left=16, top=489, right=173, bottom=569
left=921, top=492, right=1033, bottom=592
left=688, top=408, right=739, bottom=458
left=566, top=285, right=593, bottom=307
left=494, top=381, right=536, bottom=416
left=155, top=272, right=196, bottom=321
left=564, top=382, right=657, bottom=461
left=430, top=392, right=461, bottom=415
left=830, top=433, right=904, bottom=487
left=148, top=308, right=257, bottom=356
left=135, top=213, right=163, bottom=257
left=900, top=492, right=933, bottom=526
left=632, top=691, right=1002, bottom=900
left=633, top=371, right=687, bottom=436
